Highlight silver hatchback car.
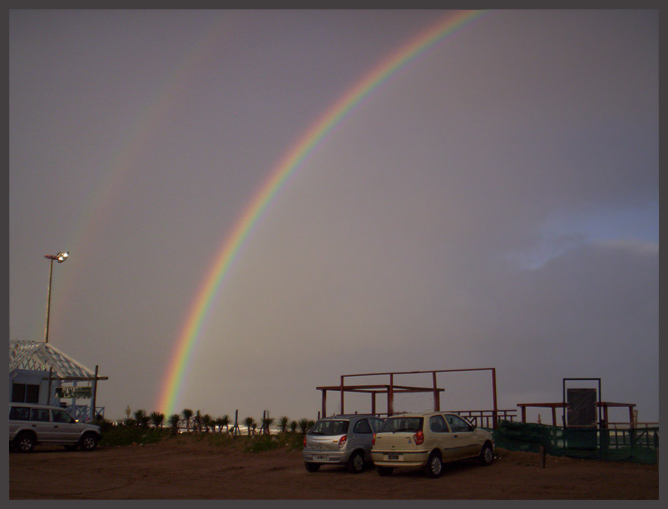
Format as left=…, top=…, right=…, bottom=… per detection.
left=9, top=403, right=102, bottom=452
left=302, top=414, right=384, bottom=473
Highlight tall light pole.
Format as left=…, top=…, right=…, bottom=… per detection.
left=44, top=251, right=69, bottom=344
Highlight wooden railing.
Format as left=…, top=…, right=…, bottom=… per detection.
left=452, top=409, right=517, bottom=429
left=373, top=409, right=516, bottom=429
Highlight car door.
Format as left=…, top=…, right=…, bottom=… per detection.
left=50, top=408, right=80, bottom=445
left=30, top=408, right=57, bottom=444
left=443, top=414, right=481, bottom=458
left=9, top=405, right=31, bottom=440
left=428, top=414, right=461, bottom=462
left=351, top=418, right=374, bottom=454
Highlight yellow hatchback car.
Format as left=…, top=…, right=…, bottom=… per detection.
left=371, top=412, right=494, bottom=477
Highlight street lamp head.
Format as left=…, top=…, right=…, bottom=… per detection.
left=45, top=251, right=69, bottom=263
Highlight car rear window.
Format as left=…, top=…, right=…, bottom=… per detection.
left=378, top=417, right=423, bottom=433
left=9, top=406, right=30, bottom=421
left=308, top=420, right=349, bottom=436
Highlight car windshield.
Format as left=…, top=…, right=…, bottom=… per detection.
left=308, top=420, right=349, bottom=436
left=378, top=417, right=423, bottom=433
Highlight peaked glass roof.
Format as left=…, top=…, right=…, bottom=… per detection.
left=9, top=340, right=95, bottom=379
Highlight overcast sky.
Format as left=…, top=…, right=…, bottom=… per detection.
left=9, top=9, right=659, bottom=424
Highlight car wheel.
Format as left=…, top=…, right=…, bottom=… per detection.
left=304, top=462, right=320, bottom=473
left=14, top=432, right=35, bottom=453
left=347, top=451, right=365, bottom=473
left=79, top=432, right=99, bottom=451
left=479, top=442, right=494, bottom=465
left=425, top=451, right=443, bottom=478
left=376, top=466, right=393, bottom=476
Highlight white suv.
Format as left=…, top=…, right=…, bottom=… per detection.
left=9, top=403, right=102, bottom=452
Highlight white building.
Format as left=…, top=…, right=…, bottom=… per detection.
left=9, top=340, right=107, bottom=422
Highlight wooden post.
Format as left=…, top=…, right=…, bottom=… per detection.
left=46, top=368, right=53, bottom=406
left=388, top=374, right=394, bottom=416
left=90, top=365, right=99, bottom=422
left=232, top=409, right=240, bottom=436
left=432, top=371, right=440, bottom=411
left=491, top=368, right=498, bottom=429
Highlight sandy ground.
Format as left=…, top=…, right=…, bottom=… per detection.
left=9, top=439, right=659, bottom=500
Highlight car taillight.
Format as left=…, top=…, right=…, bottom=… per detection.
left=372, top=433, right=376, bottom=445
left=338, top=435, right=347, bottom=448
left=303, top=435, right=307, bottom=448
left=414, top=430, right=424, bottom=445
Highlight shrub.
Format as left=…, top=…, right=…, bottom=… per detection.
left=244, top=432, right=303, bottom=452
left=99, top=426, right=168, bottom=447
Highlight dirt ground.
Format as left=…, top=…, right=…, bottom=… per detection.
left=9, top=440, right=659, bottom=500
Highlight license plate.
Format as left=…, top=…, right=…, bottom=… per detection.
left=315, top=455, right=326, bottom=461
left=388, top=454, right=400, bottom=460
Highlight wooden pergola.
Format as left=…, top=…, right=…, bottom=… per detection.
left=517, top=401, right=637, bottom=427
left=316, top=368, right=500, bottom=427
left=519, top=378, right=638, bottom=428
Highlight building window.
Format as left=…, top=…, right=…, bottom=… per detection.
left=12, top=383, right=40, bottom=403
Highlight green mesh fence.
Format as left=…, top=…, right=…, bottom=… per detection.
left=493, top=421, right=659, bottom=464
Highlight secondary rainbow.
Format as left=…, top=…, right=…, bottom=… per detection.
left=51, top=17, right=227, bottom=336
left=157, top=10, right=490, bottom=416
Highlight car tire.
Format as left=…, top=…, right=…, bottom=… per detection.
left=347, top=451, right=365, bottom=473
left=14, top=432, right=35, bottom=453
left=479, top=442, right=494, bottom=465
left=425, top=451, right=443, bottom=478
left=79, top=432, right=99, bottom=451
left=376, top=466, right=393, bottom=476
left=304, top=462, right=320, bottom=473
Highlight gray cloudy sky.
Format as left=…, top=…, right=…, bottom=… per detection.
left=9, top=9, right=659, bottom=424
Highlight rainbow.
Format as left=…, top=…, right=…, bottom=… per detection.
left=53, top=16, right=229, bottom=337
left=157, top=10, right=490, bottom=416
